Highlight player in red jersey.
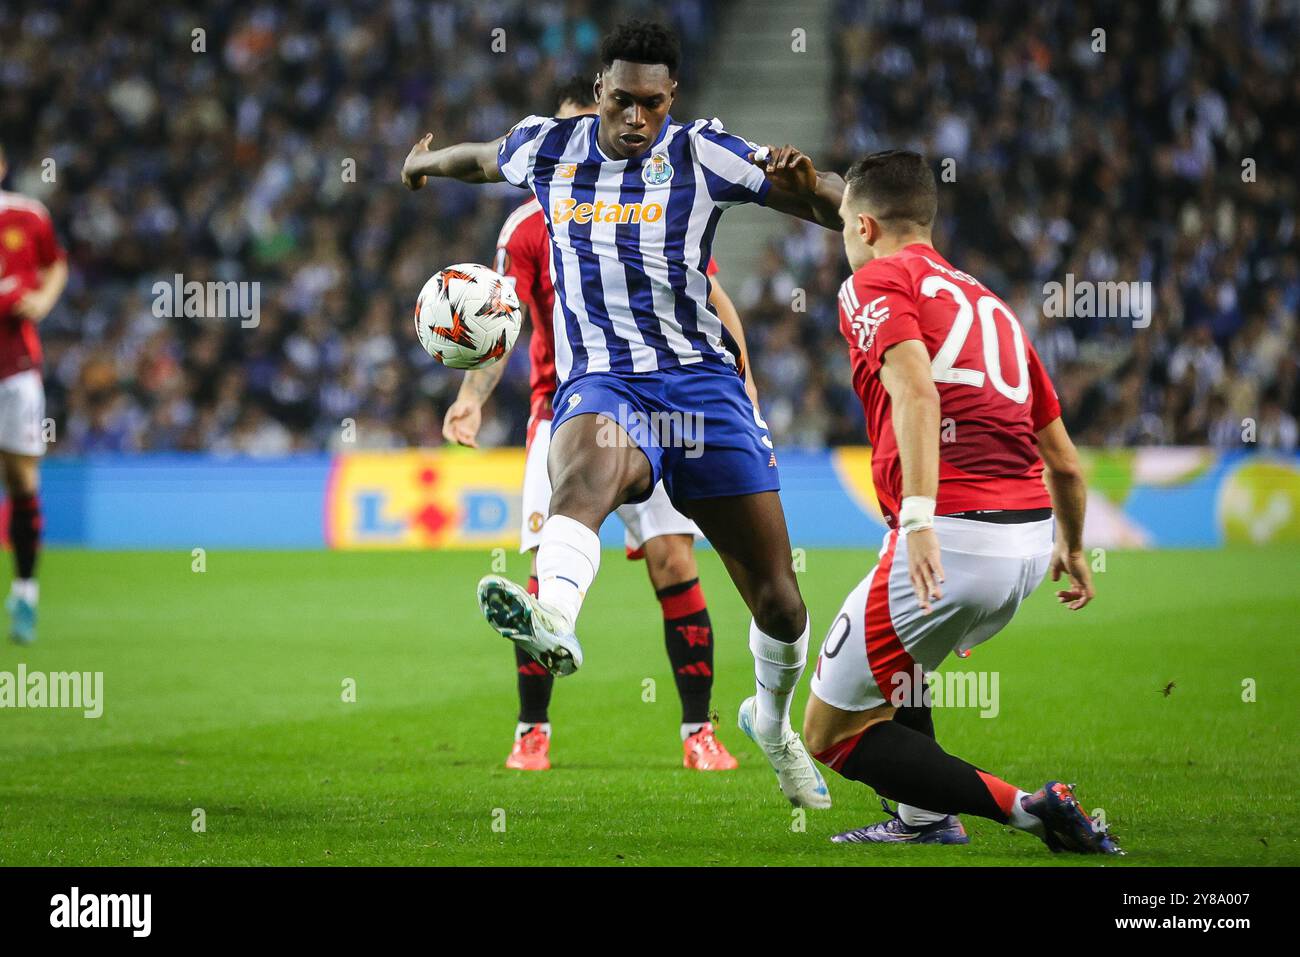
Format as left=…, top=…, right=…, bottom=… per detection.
left=442, top=78, right=758, bottom=772
left=0, top=144, right=67, bottom=645
left=801, top=151, right=1120, bottom=853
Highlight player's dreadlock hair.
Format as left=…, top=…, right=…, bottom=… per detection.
left=844, top=150, right=938, bottom=230
left=599, top=19, right=680, bottom=77
left=553, top=74, right=596, bottom=112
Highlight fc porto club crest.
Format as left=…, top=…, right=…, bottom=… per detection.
left=641, top=153, right=674, bottom=187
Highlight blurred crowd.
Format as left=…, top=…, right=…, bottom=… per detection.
left=1, top=0, right=1297, bottom=455
left=745, top=0, right=1298, bottom=451
left=1, top=0, right=718, bottom=454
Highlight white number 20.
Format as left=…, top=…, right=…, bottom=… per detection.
left=921, top=275, right=1029, bottom=404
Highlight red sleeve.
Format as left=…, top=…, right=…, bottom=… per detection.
left=34, top=206, right=65, bottom=267
left=706, top=257, right=719, bottom=277
left=838, top=261, right=923, bottom=376
left=1027, top=341, right=1061, bottom=430
left=494, top=225, right=539, bottom=315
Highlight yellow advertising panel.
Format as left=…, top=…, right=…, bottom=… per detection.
left=325, top=449, right=525, bottom=550
left=830, top=446, right=884, bottom=522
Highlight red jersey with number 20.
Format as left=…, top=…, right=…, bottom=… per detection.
left=838, top=243, right=1060, bottom=527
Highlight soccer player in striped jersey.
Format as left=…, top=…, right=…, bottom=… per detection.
left=442, top=77, right=755, bottom=772
left=402, top=20, right=845, bottom=807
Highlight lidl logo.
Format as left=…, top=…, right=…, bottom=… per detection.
left=326, top=450, right=525, bottom=549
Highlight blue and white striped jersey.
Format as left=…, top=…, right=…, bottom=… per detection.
left=497, top=114, right=770, bottom=382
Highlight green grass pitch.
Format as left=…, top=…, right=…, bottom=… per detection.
left=1, top=545, right=1296, bottom=866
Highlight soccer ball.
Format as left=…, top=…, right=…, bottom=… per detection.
left=414, top=263, right=522, bottom=369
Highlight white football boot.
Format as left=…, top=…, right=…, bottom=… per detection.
left=738, top=696, right=832, bottom=809
left=477, top=575, right=583, bottom=677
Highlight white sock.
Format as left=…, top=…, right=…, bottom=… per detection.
left=10, top=579, right=37, bottom=603
left=1007, top=789, right=1045, bottom=835
left=535, top=515, right=601, bottom=628
left=897, top=804, right=948, bottom=827
left=681, top=721, right=709, bottom=740
left=515, top=721, right=551, bottom=740
left=749, top=617, right=809, bottom=740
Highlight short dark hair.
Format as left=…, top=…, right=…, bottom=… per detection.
left=599, top=19, right=680, bottom=77
left=554, top=74, right=596, bottom=112
left=844, top=150, right=938, bottom=230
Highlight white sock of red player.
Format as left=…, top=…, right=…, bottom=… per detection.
left=1007, top=789, right=1046, bottom=835
left=749, top=617, right=809, bottom=740
left=515, top=721, right=551, bottom=740
left=897, top=804, right=948, bottom=826
left=535, top=515, right=601, bottom=629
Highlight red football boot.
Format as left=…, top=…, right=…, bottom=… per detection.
left=505, top=726, right=551, bottom=771
left=683, top=723, right=738, bottom=771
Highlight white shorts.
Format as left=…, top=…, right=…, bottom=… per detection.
left=0, top=370, right=46, bottom=457
left=519, top=417, right=700, bottom=554
left=811, top=515, right=1053, bottom=712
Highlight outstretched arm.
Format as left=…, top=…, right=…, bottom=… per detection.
left=402, top=132, right=505, bottom=189
left=749, top=145, right=844, bottom=230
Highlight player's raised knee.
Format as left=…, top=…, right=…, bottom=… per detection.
left=549, top=460, right=624, bottom=527
left=752, top=587, right=807, bottom=642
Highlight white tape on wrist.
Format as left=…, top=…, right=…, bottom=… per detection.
left=899, top=496, right=936, bottom=532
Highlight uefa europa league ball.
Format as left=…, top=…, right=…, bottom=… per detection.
left=414, top=263, right=522, bottom=369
